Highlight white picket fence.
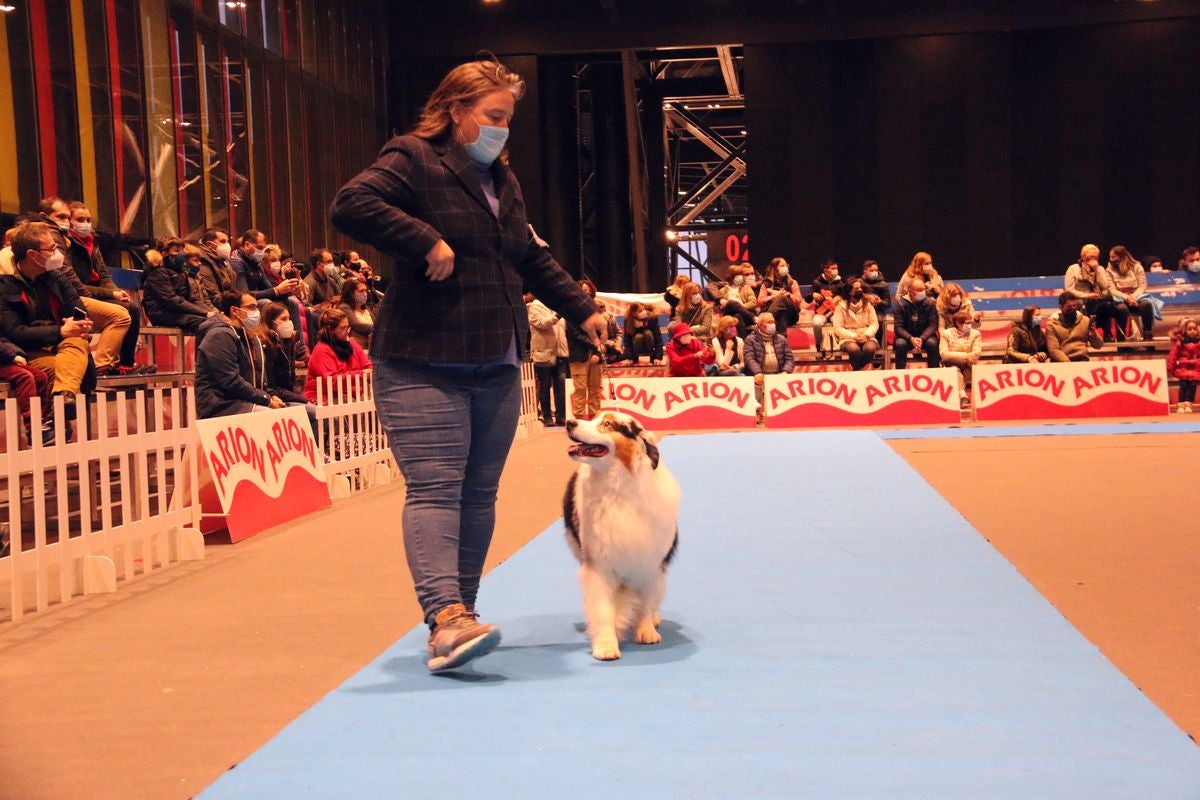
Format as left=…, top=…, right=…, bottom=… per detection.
left=0, top=388, right=204, bottom=623
left=312, top=371, right=399, bottom=497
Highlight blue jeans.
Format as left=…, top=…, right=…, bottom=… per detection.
left=373, top=358, right=523, bottom=627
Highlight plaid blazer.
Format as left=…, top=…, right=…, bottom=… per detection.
left=330, top=133, right=595, bottom=364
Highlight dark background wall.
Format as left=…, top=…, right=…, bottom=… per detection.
left=746, top=16, right=1200, bottom=279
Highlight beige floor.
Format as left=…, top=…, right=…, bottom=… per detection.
left=0, top=425, right=1196, bottom=799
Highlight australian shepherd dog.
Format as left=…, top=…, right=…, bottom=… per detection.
left=563, top=411, right=680, bottom=661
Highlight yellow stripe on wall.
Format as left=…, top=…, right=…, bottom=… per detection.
left=0, top=15, right=21, bottom=215
left=70, top=0, right=98, bottom=211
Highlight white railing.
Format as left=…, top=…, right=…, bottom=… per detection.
left=0, top=388, right=205, bottom=624
left=313, top=371, right=399, bottom=497
left=517, top=360, right=541, bottom=439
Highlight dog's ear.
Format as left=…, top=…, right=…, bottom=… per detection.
left=643, top=439, right=660, bottom=470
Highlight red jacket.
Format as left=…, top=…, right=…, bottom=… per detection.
left=665, top=337, right=714, bottom=377
left=1167, top=337, right=1200, bottom=382
left=304, top=339, right=372, bottom=402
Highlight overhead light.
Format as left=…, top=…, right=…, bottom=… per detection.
left=225, top=1, right=246, bottom=8
left=0, top=4, right=16, bottom=11
left=664, top=230, right=678, bottom=242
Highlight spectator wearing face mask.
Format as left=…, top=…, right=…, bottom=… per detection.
left=195, top=292, right=283, bottom=418
left=939, top=309, right=983, bottom=407
left=1045, top=291, right=1104, bottom=362
left=622, top=301, right=664, bottom=364
left=860, top=260, right=891, bottom=345
left=1105, top=245, right=1154, bottom=341
left=1179, top=247, right=1200, bottom=276
left=1064, top=244, right=1117, bottom=341
left=804, top=259, right=843, bottom=359
left=935, top=283, right=980, bottom=332
left=338, top=276, right=377, bottom=350
left=257, top=302, right=309, bottom=404
left=832, top=278, right=880, bottom=371
left=142, top=245, right=217, bottom=334
left=0, top=221, right=92, bottom=418
left=892, top=277, right=940, bottom=370
left=1005, top=305, right=1049, bottom=364
left=672, top=280, right=713, bottom=341
left=665, top=322, right=714, bottom=378
left=743, top=311, right=794, bottom=384
left=196, top=228, right=239, bottom=300
left=303, top=248, right=344, bottom=307
left=709, top=315, right=745, bottom=376
left=724, top=264, right=758, bottom=312
left=758, top=257, right=803, bottom=340
left=897, top=251, right=943, bottom=299
left=1167, top=317, right=1200, bottom=413
left=304, top=307, right=373, bottom=404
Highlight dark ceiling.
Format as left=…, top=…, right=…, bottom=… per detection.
left=393, top=0, right=1200, bottom=59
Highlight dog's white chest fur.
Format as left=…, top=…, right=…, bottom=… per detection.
left=572, top=464, right=679, bottom=580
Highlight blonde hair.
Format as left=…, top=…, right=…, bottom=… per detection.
left=263, top=243, right=283, bottom=262
left=1109, top=245, right=1139, bottom=276
left=905, top=251, right=934, bottom=279
left=411, top=59, right=526, bottom=140
left=1080, top=243, right=1100, bottom=262
left=714, top=315, right=739, bottom=339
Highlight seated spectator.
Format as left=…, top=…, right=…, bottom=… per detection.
left=939, top=309, right=983, bottom=407
left=567, top=279, right=606, bottom=420
left=892, top=277, right=940, bottom=370
left=305, top=308, right=373, bottom=403
left=0, top=333, right=53, bottom=444
left=527, top=292, right=568, bottom=426
left=40, top=196, right=144, bottom=377
left=1106, top=245, right=1154, bottom=341
left=623, top=301, right=663, bottom=364
left=672, top=280, right=713, bottom=341
left=665, top=322, right=714, bottom=377
left=804, top=259, right=843, bottom=359
left=600, top=301, right=625, bottom=365
left=196, top=228, right=239, bottom=300
left=935, top=282, right=980, bottom=331
left=258, top=302, right=309, bottom=405
left=897, top=251, right=944, bottom=299
left=860, top=260, right=891, bottom=344
left=705, top=279, right=756, bottom=335
left=1144, top=255, right=1165, bottom=274
left=142, top=247, right=217, bottom=334
left=342, top=249, right=384, bottom=304
left=1167, top=317, right=1200, bottom=413
left=195, top=292, right=284, bottom=418
left=0, top=221, right=93, bottom=418
left=1179, top=247, right=1199, bottom=275
left=709, top=315, right=745, bottom=376
left=725, top=263, right=758, bottom=312
left=1004, top=305, right=1049, bottom=364
left=663, top=273, right=689, bottom=313
left=744, top=311, right=794, bottom=383
left=757, top=257, right=803, bottom=339
left=1045, top=291, right=1104, bottom=362
left=338, top=276, right=376, bottom=350
left=0, top=225, right=17, bottom=275
left=1065, top=244, right=1116, bottom=340
left=831, top=278, right=880, bottom=371
left=303, top=248, right=343, bottom=307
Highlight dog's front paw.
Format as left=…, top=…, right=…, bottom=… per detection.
left=634, top=621, right=661, bottom=645
left=591, top=635, right=621, bottom=661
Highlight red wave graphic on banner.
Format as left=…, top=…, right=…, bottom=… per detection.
left=224, top=464, right=331, bottom=543
left=975, top=392, right=1169, bottom=422
left=766, top=399, right=961, bottom=429
left=601, top=404, right=757, bottom=432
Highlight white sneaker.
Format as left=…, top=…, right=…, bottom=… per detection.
left=1178, top=402, right=1193, bottom=414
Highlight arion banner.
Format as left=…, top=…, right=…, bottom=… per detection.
left=194, top=407, right=330, bottom=542
left=763, top=368, right=963, bottom=428
left=972, top=360, right=1169, bottom=421
left=602, top=376, right=758, bottom=430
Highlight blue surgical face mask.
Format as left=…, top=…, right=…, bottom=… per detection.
left=464, top=123, right=509, bottom=166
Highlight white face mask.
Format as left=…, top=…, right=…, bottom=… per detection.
left=38, top=249, right=65, bottom=272
left=325, top=264, right=340, bottom=277
left=732, top=275, right=744, bottom=286
left=354, top=292, right=369, bottom=305
left=275, top=320, right=295, bottom=339
left=776, top=267, right=789, bottom=278
left=689, top=293, right=701, bottom=305
left=52, top=219, right=70, bottom=232
left=242, top=309, right=261, bottom=330
left=214, top=242, right=232, bottom=260
left=1030, top=317, right=1041, bottom=328
left=763, top=324, right=776, bottom=336
left=1188, top=260, right=1200, bottom=273
left=865, top=271, right=879, bottom=280
left=266, top=261, right=281, bottom=275
left=249, top=248, right=266, bottom=263
left=913, top=292, right=927, bottom=302
left=71, top=222, right=93, bottom=236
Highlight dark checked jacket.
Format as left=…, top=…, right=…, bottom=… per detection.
left=330, top=133, right=596, bottom=364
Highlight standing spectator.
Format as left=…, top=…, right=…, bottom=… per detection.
left=142, top=248, right=216, bottom=334
left=1045, top=291, right=1104, bottom=362
left=567, top=280, right=606, bottom=420
left=527, top=292, right=568, bottom=426
left=304, top=308, right=373, bottom=403
left=831, top=278, right=880, bottom=371
left=709, top=314, right=745, bottom=376
left=892, top=277, right=940, bottom=370
left=0, top=333, right=53, bottom=444
left=622, top=301, right=663, bottom=364
left=338, top=276, right=377, bottom=350
left=258, top=302, right=309, bottom=405
left=672, top=280, right=713, bottom=341
left=1004, top=305, right=1049, bottom=363
left=758, top=257, right=803, bottom=340
left=1106, top=245, right=1154, bottom=341
left=39, top=197, right=140, bottom=376
left=665, top=322, right=714, bottom=377
left=0, top=221, right=93, bottom=417
left=939, top=309, right=983, bottom=407
left=194, top=292, right=282, bottom=418
left=935, top=282, right=980, bottom=332
left=196, top=228, right=239, bottom=300
left=303, top=248, right=343, bottom=306
left=897, top=251, right=944, bottom=299
left=804, top=259, right=843, bottom=359
left=1064, top=244, right=1116, bottom=340
left=1167, top=318, right=1200, bottom=412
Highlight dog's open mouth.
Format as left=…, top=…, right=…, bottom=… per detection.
left=567, top=443, right=610, bottom=458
